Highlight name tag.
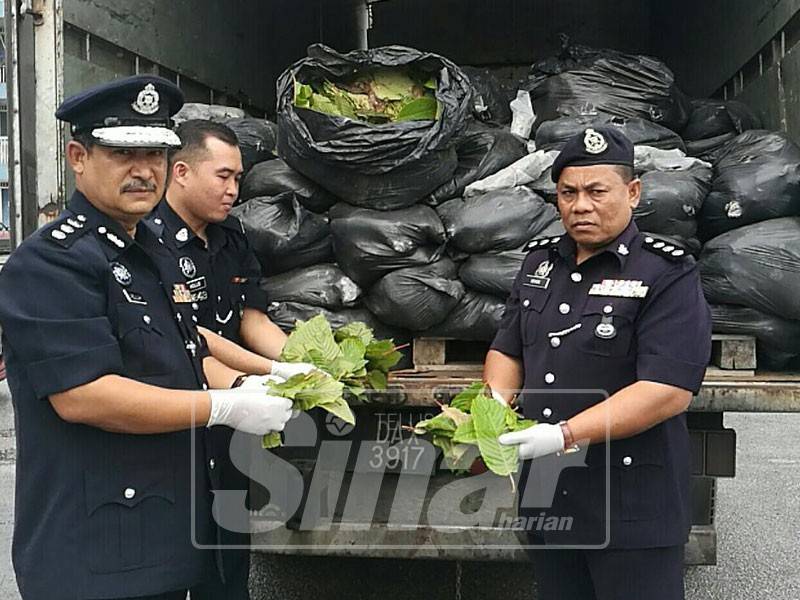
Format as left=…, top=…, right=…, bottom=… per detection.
left=588, top=279, right=649, bottom=298
left=187, top=276, right=207, bottom=292
left=523, top=274, right=550, bottom=290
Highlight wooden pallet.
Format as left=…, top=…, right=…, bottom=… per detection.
left=412, top=334, right=757, bottom=376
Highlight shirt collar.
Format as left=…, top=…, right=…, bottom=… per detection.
left=555, top=218, right=639, bottom=268
left=155, top=198, right=197, bottom=249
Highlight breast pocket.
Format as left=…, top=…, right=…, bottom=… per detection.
left=84, top=462, right=176, bottom=573
left=115, top=303, right=174, bottom=376
left=578, top=297, right=639, bottom=357
left=519, top=287, right=550, bottom=346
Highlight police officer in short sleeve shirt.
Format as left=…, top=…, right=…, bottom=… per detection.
left=0, top=76, right=293, bottom=600
left=485, top=126, right=712, bottom=600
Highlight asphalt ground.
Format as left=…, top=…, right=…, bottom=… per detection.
left=0, top=384, right=796, bottom=599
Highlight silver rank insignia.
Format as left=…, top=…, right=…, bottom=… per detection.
left=179, top=256, right=197, bottom=278
left=584, top=128, right=608, bottom=154
left=131, top=83, right=160, bottom=115
left=617, top=243, right=629, bottom=256
left=175, top=228, right=189, bottom=242
left=588, top=279, right=649, bottom=298
left=524, top=260, right=554, bottom=289
left=110, top=262, right=132, bottom=286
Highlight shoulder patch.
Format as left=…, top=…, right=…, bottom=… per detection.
left=641, top=235, right=688, bottom=261
left=525, top=235, right=562, bottom=252
left=43, top=215, right=90, bottom=248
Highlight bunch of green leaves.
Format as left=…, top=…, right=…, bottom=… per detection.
left=410, top=382, right=536, bottom=484
left=262, top=370, right=354, bottom=449
left=293, top=68, right=439, bottom=124
left=280, top=315, right=403, bottom=401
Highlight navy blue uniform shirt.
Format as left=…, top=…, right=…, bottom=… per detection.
left=491, top=219, right=712, bottom=549
left=147, top=200, right=267, bottom=345
left=146, top=199, right=268, bottom=587
left=0, top=192, right=218, bottom=599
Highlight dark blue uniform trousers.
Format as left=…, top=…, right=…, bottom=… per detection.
left=528, top=545, right=685, bottom=600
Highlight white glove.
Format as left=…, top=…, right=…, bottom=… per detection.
left=498, top=423, right=565, bottom=460
left=207, top=389, right=293, bottom=435
left=270, top=361, right=318, bottom=380
left=237, top=373, right=286, bottom=389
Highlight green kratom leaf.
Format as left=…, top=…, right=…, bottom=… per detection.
left=450, top=381, right=485, bottom=412
left=262, top=432, right=282, bottom=449
left=366, top=369, right=388, bottom=392
left=335, top=322, right=374, bottom=347
left=395, top=97, right=438, bottom=122
left=322, top=396, right=356, bottom=425
left=452, top=418, right=478, bottom=445
left=471, top=395, right=519, bottom=477
left=281, top=314, right=342, bottom=366
left=365, top=339, right=402, bottom=372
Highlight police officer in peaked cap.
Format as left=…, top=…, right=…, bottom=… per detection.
left=484, top=126, right=712, bottom=599
left=0, top=75, right=294, bottom=599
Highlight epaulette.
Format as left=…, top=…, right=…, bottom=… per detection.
left=525, top=235, right=562, bottom=252
left=642, top=235, right=688, bottom=260
left=43, top=214, right=90, bottom=248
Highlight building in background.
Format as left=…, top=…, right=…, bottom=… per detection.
left=0, top=0, right=8, bottom=240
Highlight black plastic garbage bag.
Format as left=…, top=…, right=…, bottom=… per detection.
left=239, top=159, right=338, bottom=213
left=173, top=102, right=245, bottom=124
left=683, top=99, right=760, bottom=161
left=364, top=259, right=465, bottom=331
left=430, top=125, right=528, bottom=203
left=698, top=130, right=800, bottom=241
left=437, top=187, right=559, bottom=254
left=535, top=113, right=685, bottom=152
left=427, top=291, right=506, bottom=341
left=710, top=304, right=800, bottom=370
left=699, top=217, right=800, bottom=320
left=462, top=66, right=513, bottom=125
left=232, top=193, right=332, bottom=275
left=524, top=42, right=691, bottom=132
left=277, top=44, right=472, bottom=210
left=330, top=203, right=447, bottom=287
left=634, top=165, right=711, bottom=250
left=224, top=118, right=278, bottom=174
left=459, top=249, right=526, bottom=297
left=259, top=264, right=361, bottom=309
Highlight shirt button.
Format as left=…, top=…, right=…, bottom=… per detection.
left=217, top=330, right=223, bottom=335
left=142, top=315, right=151, bottom=324
left=542, top=407, right=552, bottom=418
left=544, top=372, right=555, bottom=385
left=124, top=487, right=136, bottom=499
left=603, top=305, right=613, bottom=314
left=522, top=299, right=531, bottom=308
left=571, top=272, right=582, bottom=283
left=176, top=313, right=182, bottom=322
left=622, top=456, right=633, bottom=466
left=192, top=303, right=199, bottom=311
left=217, top=295, right=222, bottom=302
left=192, top=315, right=198, bottom=323
left=559, top=303, right=570, bottom=314
left=202, top=383, right=208, bottom=391
left=154, top=218, right=162, bottom=225
left=550, top=337, right=561, bottom=348
left=209, top=458, right=216, bottom=470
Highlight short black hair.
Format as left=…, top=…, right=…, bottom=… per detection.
left=169, top=119, right=239, bottom=168
left=613, top=164, right=635, bottom=183
left=71, top=130, right=96, bottom=151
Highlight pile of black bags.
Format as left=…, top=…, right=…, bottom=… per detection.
left=210, top=41, right=800, bottom=369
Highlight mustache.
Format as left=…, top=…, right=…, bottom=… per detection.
left=120, top=179, right=157, bottom=193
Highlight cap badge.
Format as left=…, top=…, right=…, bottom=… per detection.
left=179, top=256, right=197, bottom=279
left=132, top=83, right=160, bottom=115
left=584, top=128, right=608, bottom=155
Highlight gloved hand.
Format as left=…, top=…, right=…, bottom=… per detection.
left=270, top=361, right=318, bottom=380
left=207, top=389, right=293, bottom=435
left=237, top=373, right=286, bottom=389
left=498, top=423, right=565, bottom=460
